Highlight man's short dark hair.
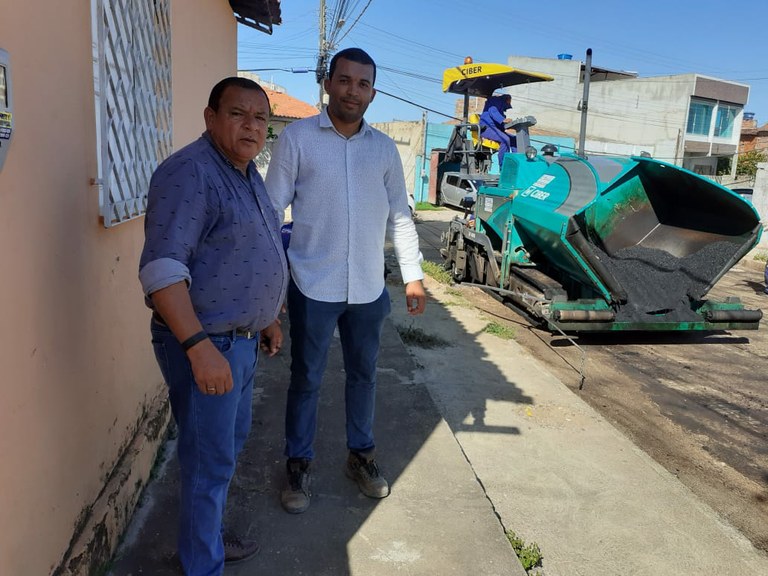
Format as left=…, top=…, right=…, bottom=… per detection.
left=328, top=48, right=377, bottom=85
left=208, top=77, right=270, bottom=111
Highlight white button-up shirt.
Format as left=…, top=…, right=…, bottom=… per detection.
left=265, top=109, right=424, bottom=304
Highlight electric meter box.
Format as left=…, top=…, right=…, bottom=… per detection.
left=0, top=48, right=13, bottom=172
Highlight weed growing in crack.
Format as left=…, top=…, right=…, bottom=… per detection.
left=506, top=530, right=543, bottom=573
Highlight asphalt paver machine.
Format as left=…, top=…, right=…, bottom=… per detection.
left=439, top=60, right=763, bottom=332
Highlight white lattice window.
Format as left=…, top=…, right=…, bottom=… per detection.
left=91, top=0, right=172, bottom=227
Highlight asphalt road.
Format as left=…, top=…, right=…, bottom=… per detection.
left=414, top=208, right=768, bottom=552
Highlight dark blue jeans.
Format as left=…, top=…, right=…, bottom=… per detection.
left=151, top=320, right=258, bottom=576
left=481, top=124, right=517, bottom=166
left=285, top=280, right=391, bottom=460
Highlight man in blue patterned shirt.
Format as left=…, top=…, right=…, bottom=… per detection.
left=266, top=48, right=426, bottom=515
left=139, top=77, right=288, bottom=575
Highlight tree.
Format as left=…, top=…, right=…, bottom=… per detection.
left=735, top=149, right=767, bottom=176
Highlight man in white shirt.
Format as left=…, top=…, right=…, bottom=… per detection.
left=265, top=47, right=426, bottom=514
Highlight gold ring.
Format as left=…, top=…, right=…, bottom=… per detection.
left=207, top=388, right=215, bottom=392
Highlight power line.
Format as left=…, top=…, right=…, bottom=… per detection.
left=358, top=22, right=464, bottom=60
left=375, top=88, right=459, bottom=121
left=377, top=65, right=441, bottom=84
left=340, top=25, right=705, bottom=126
left=334, top=0, right=374, bottom=45
left=239, top=5, right=765, bottom=145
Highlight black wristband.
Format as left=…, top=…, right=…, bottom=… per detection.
left=181, top=330, right=209, bottom=352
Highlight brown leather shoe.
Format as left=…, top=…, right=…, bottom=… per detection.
left=223, top=533, right=259, bottom=565
left=345, top=451, right=390, bottom=498
left=281, top=458, right=311, bottom=514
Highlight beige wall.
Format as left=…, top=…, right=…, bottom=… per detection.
left=172, top=2, right=237, bottom=147
left=371, top=120, right=424, bottom=195
left=0, top=1, right=237, bottom=574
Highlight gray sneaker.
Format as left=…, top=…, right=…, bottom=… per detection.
left=345, top=451, right=390, bottom=499
left=281, top=458, right=311, bottom=514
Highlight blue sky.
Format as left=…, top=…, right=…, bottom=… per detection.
left=238, top=0, right=768, bottom=126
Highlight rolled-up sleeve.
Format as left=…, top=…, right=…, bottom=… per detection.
left=139, top=156, right=215, bottom=298
left=138, top=257, right=191, bottom=297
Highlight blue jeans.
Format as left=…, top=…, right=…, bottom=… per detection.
left=481, top=124, right=517, bottom=165
left=151, top=320, right=258, bottom=576
left=285, top=280, right=391, bottom=460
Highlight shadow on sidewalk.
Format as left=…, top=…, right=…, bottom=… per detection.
left=108, top=211, right=532, bottom=576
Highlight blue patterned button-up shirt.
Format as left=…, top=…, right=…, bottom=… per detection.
left=139, top=132, right=288, bottom=333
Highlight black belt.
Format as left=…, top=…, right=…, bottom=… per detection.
left=209, top=327, right=256, bottom=339
left=152, top=312, right=256, bottom=340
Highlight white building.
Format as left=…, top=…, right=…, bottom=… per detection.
left=506, top=55, right=749, bottom=176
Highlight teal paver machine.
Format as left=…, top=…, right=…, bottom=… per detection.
left=439, top=61, right=763, bottom=332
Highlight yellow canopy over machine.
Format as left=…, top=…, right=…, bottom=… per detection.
left=442, top=62, right=553, bottom=97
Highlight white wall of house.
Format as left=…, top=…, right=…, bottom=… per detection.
left=753, top=162, right=768, bottom=228
left=506, top=55, right=746, bottom=172
left=0, top=2, right=237, bottom=574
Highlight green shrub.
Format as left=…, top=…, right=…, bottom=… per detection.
left=422, top=260, right=452, bottom=284
left=736, top=150, right=766, bottom=177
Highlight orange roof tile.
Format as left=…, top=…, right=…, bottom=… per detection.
left=265, top=88, right=318, bottom=120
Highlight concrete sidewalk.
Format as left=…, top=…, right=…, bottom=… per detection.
left=392, top=275, right=768, bottom=576
left=108, top=295, right=526, bottom=575
left=109, top=211, right=768, bottom=575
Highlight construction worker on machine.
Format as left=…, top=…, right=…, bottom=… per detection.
left=479, top=93, right=515, bottom=164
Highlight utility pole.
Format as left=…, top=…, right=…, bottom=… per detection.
left=317, top=0, right=327, bottom=109
left=577, top=48, right=592, bottom=158
left=420, top=109, right=429, bottom=203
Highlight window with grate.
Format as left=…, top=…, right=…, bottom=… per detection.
left=686, top=99, right=714, bottom=136
left=91, top=0, right=172, bottom=228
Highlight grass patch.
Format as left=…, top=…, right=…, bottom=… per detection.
left=443, top=287, right=473, bottom=307
left=396, top=324, right=451, bottom=349
left=506, top=530, right=543, bottom=573
left=422, top=260, right=452, bottom=285
left=482, top=321, right=516, bottom=340
left=415, top=201, right=443, bottom=211
left=753, top=251, right=768, bottom=263
left=444, top=299, right=474, bottom=309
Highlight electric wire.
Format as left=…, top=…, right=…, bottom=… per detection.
left=334, top=0, right=374, bottom=45
left=375, top=88, right=460, bottom=121
left=338, top=23, right=731, bottom=129
left=378, top=81, right=767, bottom=163
left=238, top=3, right=765, bottom=161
